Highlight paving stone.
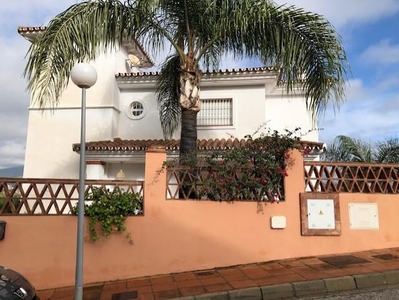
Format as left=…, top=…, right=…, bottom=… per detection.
left=319, top=255, right=370, bottom=267
left=324, top=276, right=356, bottom=293
left=292, top=279, right=327, bottom=297
left=261, top=283, right=294, bottom=300
left=353, top=272, right=386, bottom=289
left=179, top=286, right=207, bottom=297
left=82, top=285, right=103, bottom=300
left=383, top=270, right=399, bottom=285
left=228, top=287, right=262, bottom=300
left=156, top=289, right=181, bottom=299
left=194, top=291, right=229, bottom=300
left=111, top=290, right=138, bottom=300
left=205, top=283, right=232, bottom=293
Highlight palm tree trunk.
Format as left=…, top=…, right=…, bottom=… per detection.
left=180, top=109, right=198, bottom=159
left=179, top=61, right=201, bottom=161
left=179, top=108, right=199, bottom=199
left=178, top=60, right=201, bottom=199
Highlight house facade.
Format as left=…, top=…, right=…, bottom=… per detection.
left=19, top=26, right=320, bottom=181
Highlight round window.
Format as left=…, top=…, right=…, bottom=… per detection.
left=126, top=101, right=146, bottom=120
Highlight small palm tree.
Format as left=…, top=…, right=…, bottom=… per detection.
left=24, top=0, right=348, bottom=160
left=375, top=138, right=399, bottom=163
left=322, top=135, right=399, bottom=163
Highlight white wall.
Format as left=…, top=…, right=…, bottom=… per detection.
left=115, top=81, right=318, bottom=142
left=117, top=89, right=166, bottom=140
left=23, top=108, right=118, bottom=178
left=23, top=49, right=129, bottom=178
left=265, top=87, right=318, bottom=142
left=198, top=85, right=266, bottom=140
left=23, top=46, right=318, bottom=179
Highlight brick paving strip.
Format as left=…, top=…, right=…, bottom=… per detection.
left=36, top=247, right=399, bottom=300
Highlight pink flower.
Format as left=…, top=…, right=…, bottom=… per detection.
left=302, top=147, right=311, bottom=156
left=276, top=166, right=288, bottom=177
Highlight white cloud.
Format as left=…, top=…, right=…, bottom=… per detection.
left=360, top=40, right=399, bottom=65
left=0, top=0, right=78, bottom=29
left=343, top=79, right=371, bottom=103
left=321, top=102, right=399, bottom=144
left=319, top=78, right=399, bottom=144
left=274, top=0, right=399, bottom=29
left=0, top=141, right=26, bottom=168
left=0, top=1, right=76, bottom=170
left=377, top=75, right=399, bottom=90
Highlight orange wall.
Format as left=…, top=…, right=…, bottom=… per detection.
left=1, top=149, right=399, bottom=290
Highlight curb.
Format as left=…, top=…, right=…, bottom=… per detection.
left=324, top=276, right=356, bottom=293
left=171, top=270, right=399, bottom=300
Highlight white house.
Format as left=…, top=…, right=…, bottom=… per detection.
left=19, top=26, right=321, bottom=181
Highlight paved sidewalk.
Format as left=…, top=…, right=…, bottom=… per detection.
left=37, top=247, right=399, bottom=300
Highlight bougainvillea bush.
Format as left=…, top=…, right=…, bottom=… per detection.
left=166, top=128, right=303, bottom=202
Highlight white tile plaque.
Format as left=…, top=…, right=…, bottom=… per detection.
left=307, top=199, right=335, bottom=229
left=270, top=216, right=286, bottom=229
left=349, top=203, right=379, bottom=229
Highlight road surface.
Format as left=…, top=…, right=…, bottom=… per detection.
left=298, top=284, right=399, bottom=299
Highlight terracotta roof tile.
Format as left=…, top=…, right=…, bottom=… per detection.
left=115, top=66, right=278, bottom=78
left=17, top=26, right=46, bottom=33
left=72, top=138, right=323, bottom=153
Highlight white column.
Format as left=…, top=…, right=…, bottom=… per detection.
left=86, top=161, right=106, bottom=179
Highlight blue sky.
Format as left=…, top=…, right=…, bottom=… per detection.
left=0, top=0, right=399, bottom=168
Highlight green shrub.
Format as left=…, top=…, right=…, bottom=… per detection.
left=72, top=187, right=143, bottom=242
left=165, top=128, right=302, bottom=202
left=0, top=191, right=21, bottom=214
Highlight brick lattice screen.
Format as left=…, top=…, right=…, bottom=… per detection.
left=0, top=178, right=143, bottom=215
left=304, top=162, right=399, bottom=193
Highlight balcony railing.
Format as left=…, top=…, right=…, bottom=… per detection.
left=0, top=178, right=144, bottom=215
left=304, top=162, right=399, bottom=193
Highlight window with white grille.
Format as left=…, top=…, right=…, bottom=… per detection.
left=130, top=101, right=144, bottom=117
left=126, top=101, right=146, bottom=120
left=198, top=98, right=233, bottom=126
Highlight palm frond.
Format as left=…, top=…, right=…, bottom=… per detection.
left=375, top=138, right=399, bottom=163
left=157, top=54, right=181, bottom=139
left=338, top=135, right=373, bottom=162
left=210, top=0, right=349, bottom=121
left=24, top=0, right=349, bottom=140
left=322, top=135, right=372, bottom=162
left=322, top=135, right=352, bottom=162
left=24, top=0, right=132, bottom=106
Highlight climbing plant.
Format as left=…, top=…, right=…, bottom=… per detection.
left=73, top=187, right=143, bottom=242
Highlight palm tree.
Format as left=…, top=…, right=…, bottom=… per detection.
left=322, top=135, right=399, bottom=163
left=24, top=0, right=348, bottom=160
left=375, top=138, right=399, bottom=163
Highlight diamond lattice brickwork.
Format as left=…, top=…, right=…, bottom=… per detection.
left=304, top=162, right=399, bottom=193
left=0, top=179, right=143, bottom=215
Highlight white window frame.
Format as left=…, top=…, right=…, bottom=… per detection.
left=197, top=98, right=234, bottom=128
left=125, top=100, right=146, bottom=120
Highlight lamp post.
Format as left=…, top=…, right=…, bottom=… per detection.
left=70, top=62, right=97, bottom=300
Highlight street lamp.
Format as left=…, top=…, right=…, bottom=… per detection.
left=70, top=62, right=97, bottom=300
